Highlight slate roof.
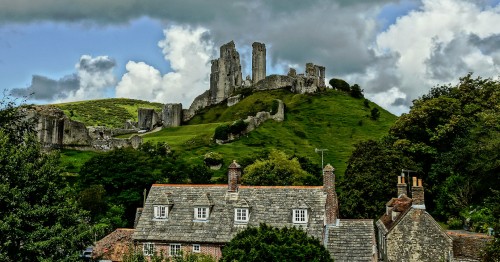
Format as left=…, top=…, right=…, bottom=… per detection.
left=326, top=219, right=376, bottom=262
left=133, top=184, right=327, bottom=244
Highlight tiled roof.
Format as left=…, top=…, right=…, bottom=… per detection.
left=379, top=195, right=412, bottom=230
left=326, top=219, right=376, bottom=262
left=93, top=228, right=134, bottom=261
left=133, top=184, right=326, bottom=243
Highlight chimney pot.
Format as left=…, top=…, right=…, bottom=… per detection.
left=412, top=176, right=417, bottom=187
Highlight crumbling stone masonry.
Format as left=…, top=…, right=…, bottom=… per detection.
left=162, top=103, right=182, bottom=128
left=137, top=108, right=160, bottom=130
left=209, top=41, right=242, bottom=104
left=252, top=42, right=266, bottom=84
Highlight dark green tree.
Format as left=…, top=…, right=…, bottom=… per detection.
left=189, top=164, right=213, bottom=184
left=350, top=84, right=364, bottom=98
left=0, top=98, right=93, bottom=261
left=221, top=224, right=333, bottom=262
left=241, top=149, right=316, bottom=186
left=370, top=107, right=380, bottom=120
left=339, top=139, right=414, bottom=218
left=329, top=78, right=350, bottom=92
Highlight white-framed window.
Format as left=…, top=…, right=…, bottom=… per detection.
left=234, top=208, right=249, bottom=222
left=143, top=242, right=155, bottom=256
left=170, top=244, right=181, bottom=257
left=153, top=205, right=168, bottom=219
left=194, top=207, right=209, bottom=220
left=293, top=209, right=308, bottom=224
left=193, top=244, right=201, bottom=253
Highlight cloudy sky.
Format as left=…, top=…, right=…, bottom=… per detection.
left=1, top=0, right=499, bottom=115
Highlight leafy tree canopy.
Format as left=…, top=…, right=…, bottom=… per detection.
left=0, top=96, right=93, bottom=261
left=342, top=74, right=499, bottom=226
left=241, top=149, right=319, bottom=186
left=221, top=224, right=333, bottom=262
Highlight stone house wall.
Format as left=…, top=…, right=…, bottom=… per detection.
left=386, top=209, right=453, bottom=262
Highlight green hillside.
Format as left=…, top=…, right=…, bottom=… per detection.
left=51, top=98, right=163, bottom=128
left=59, top=89, right=396, bottom=178
left=145, top=89, right=395, bottom=177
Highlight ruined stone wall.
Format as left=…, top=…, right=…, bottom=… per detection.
left=137, top=108, right=160, bottom=130
left=162, top=103, right=182, bottom=127
left=91, top=135, right=142, bottom=151
left=28, top=107, right=91, bottom=148
left=184, top=90, right=211, bottom=122
left=252, top=42, right=266, bottom=84
left=210, top=41, right=242, bottom=104
left=386, top=209, right=453, bottom=262
left=253, top=74, right=295, bottom=91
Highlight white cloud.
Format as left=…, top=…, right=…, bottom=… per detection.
left=367, top=0, right=500, bottom=113
left=116, top=25, right=215, bottom=106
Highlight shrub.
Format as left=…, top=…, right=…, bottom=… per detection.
left=204, top=152, right=224, bottom=166
left=370, top=107, right=380, bottom=120
left=229, top=119, right=248, bottom=135
left=363, top=99, right=370, bottom=108
left=214, top=124, right=230, bottom=140
left=350, top=84, right=364, bottom=98
left=329, top=78, right=350, bottom=92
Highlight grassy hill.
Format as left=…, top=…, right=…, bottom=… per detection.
left=51, top=98, right=163, bottom=128
left=64, top=89, right=396, bottom=179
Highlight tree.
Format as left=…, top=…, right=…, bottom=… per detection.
left=370, top=107, right=380, bottom=120
left=329, top=78, right=350, bottom=92
left=241, top=150, right=316, bottom=186
left=189, top=164, right=213, bottom=184
left=340, top=139, right=415, bottom=218
left=349, top=84, right=364, bottom=98
left=0, top=98, right=93, bottom=261
left=221, top=224, right=333, bottom=262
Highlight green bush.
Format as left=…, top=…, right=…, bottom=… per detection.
left=270, top=100, right=280, bottom=115
left=229, top=119, right=248, bottom=135
left=447, top=217, right=463, bottom=230
left=214, top=124, right=230, bottom=140
left=204, top=152, right=224, bottom=166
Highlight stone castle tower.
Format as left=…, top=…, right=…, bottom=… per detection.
left=252, top=42, right=266, bottom=84
left=209, top=41, right=242, bottom=104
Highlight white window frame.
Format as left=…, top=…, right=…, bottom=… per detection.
left=143, top=242, right=155, bottom=256
left=153, top=205, right=168, bottom=219
left=170, top=243, right=181, bottom=257
left=234, top=208, right=249, bottom=223
left=194, top=207, right=209, bottom=220
left=293, top=209, right=308, bottom=224
left=193, top=244, right=201, bottom=253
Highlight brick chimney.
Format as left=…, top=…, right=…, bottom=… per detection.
left=411, top=177, right=425, bottom=208
left=397, top=176, right=407, bottom=197
left=323, top=164, right=338, bottom=225
left=228, top=160, right=241, bottom=192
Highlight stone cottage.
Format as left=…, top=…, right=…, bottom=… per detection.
left=132, top=162, right=377, bottom=261
left=376, top=176, right=454, bottom=261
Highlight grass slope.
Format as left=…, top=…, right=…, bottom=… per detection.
left=52, top=98, right=163, bottom=128
left=141, top=89, right=397, bottom=178
left=57, top=89, right=396, bottom=180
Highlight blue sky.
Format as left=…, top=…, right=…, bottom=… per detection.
left=1, top=0, right=499, bottom=115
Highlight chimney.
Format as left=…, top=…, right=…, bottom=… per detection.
left=411, top=177, right=425, bottom=207
left=228, top=160, right=241, bottom=192
left=323, top=164, right=338, bottom=225
left=397, top=176, right=407, bottom=197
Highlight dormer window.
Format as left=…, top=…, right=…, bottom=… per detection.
left=153, top=205, right=168, bottom=219
left=234, top=208, right=249, bottom=223
left=194, top=207, right=209, bottom=220
left=293, top=209, right=308, bottom=224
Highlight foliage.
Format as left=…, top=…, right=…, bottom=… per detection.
left=242, top=149, right=317, bottom=186
left=370, top=107, right=380, bottom=120
left=350, top=84, right=364, bottom=99
left=339, top=139, right=415, bottom=218
left=483, top=189, right=500, bottom=262
left=228, top=119, right=248, bottom=135
left=342, top=74, right=499, bottom=224
left=203, top=151, right=224, bottom=166
left=363, top=99, right=370, bottom=108
left=0, top=97, right=93, bottom=261
left=188, top=164, right=214, bottom=184
left=78, top=148, right=159, bottom=227
left=270, top=99, right=280, bottom=115
left=214, top=124, right=230, bottom=140
left=221, top=223, right=333, bottom=262
left=329, top=78, right=350, bottom=92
